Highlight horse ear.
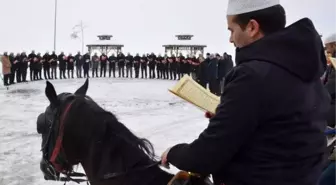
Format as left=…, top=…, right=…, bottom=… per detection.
left=74, top=78, right=89, bottom=96
left=45, top=81, right=58, bottom=105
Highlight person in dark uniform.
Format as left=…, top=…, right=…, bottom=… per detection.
left=197, top=54, right=208, bottom=88
left=100, top=53, right=108, bottom=77
left=28, top=50, right=36, bottom=81
left=216, top=53, right=226, bottom=93
left=20, top=52, right=28, bottom=82
left=117, top=52, right=125, bottom=77
left=161, top=2, right=330, bottom=185
left=180, top=55, right=186, bottom=76
left=140, top=54, right=148, bottom=78
left=186, top=56, right=193, bottom=76
left=91, top=53, right=99, bottom=78
left=14, top=53, right=22, bottom=83
left=67, top=53, right=75, bottom=78
left=75, top=52, right=82, bottom=78
left=58, top=52, right=66, bottom=79
left=125, top=53, right=133, bottom=78
left=190, top=55, right=200, bottom=80
left=108, top=53, right=117, bottom=78
left=50, top=51, right=58, bottom=79
left=133, top=53, right=141, bottom=78
left=82, top=52, right=90, bottom=78
left=36, top=53, right=43, bottom=80
left=148, top=53, right=156, bottom=79
left=207, top=54, right=220, bottom=95
left=224, top=52, right=234, bottom=76
left=218, top=52, right=234, bottom=92
left=180, top=55, right=190, bottom=77
left=168, top=54, right=177, bottom=80
left=42, top=52, right=51, bottom=80
left=156, top=54, right=163, bottom=79
left=8, top=52, right=15, bottom=84
left=162, top=54, right=169, bottom=79
left=32, top=53, right=38, bottom=80
left=176, top=53, right=184, bottom=80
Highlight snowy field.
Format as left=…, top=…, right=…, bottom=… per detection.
left=0, top=77, right=208, bottom=185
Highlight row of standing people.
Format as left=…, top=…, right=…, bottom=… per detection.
left=1, top=51, right=234, bottom=95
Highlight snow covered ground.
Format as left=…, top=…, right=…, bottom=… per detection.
left=0, top=77, right=208, bottom=185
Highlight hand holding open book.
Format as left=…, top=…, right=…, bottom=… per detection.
left=169, top=75, right=220, bottom=114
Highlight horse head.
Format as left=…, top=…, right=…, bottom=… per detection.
left=37, top=79, right=90, bottom=182
left=36, top=79, right=172, bottom=185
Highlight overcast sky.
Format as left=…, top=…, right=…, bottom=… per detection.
left=0, top=0, right=335, bottom=56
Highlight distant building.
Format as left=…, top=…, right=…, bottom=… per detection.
left=163, top=34, right=207, bottom=56
left=86, top=35, right=124, bottom=55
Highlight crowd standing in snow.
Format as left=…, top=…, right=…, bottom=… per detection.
left=1, top=51, right=234, bottom=95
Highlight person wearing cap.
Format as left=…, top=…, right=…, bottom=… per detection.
left=324, top=33, right=336, bottom=57
left=318, top=33, right=336, bottom=185
left=323, top=33, right=336, bottom=85
left=161, top=1, right=330, bottom=185
left=323, top=33, right=336, bottom=128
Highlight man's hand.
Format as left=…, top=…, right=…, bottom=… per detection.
left=205, top=112, right=214, bottom=119
left=161, top=147, right=171, bottom=169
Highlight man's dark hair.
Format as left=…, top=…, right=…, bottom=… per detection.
left=233, top=5, right=286, bottom=35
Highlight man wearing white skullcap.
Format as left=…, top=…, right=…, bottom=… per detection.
left=325, top=33, right=336, bottom=57
left=326, top=33, right=336, bottom=43
left=320, top=33, right=336, bottom=185
left=161, top=1, right=329, bottom=185
left=325, top=32, right=336, bottom=101
left=226, top=0, right=285, bottom=48
left=227, top=0, right=280, bottom=16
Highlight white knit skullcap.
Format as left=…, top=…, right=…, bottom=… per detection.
left=227, top=0, right=280, bottom=15
left=325, top=33, right=336, bottom=44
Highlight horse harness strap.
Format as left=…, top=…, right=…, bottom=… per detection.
left=50, top=102, right=73, bottom=168
left=63, top=161, right=161, bottom=184
left=55, top=101, right=89, bottom=184
left=59, top=172, right=88, bottom=184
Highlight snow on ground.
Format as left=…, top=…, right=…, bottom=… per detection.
left=0, top=77, right=208, bottom=185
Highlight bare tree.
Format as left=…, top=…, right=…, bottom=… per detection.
left=70, top=21, right=88, bottom=53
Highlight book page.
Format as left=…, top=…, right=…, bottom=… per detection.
left=169, top=75, right=220, bottom=114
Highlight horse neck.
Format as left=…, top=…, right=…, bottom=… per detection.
left=78, top=135, right=174, bottom=185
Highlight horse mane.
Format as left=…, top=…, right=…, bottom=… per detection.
left=63, top=95, right=157, bottom=162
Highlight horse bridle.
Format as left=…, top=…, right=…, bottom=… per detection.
left=42, top=159, right=160, bottom=184
left=41, top=95, right=161, bottom=184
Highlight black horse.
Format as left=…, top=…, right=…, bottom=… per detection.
left=36, top=79, right=212, bottom=185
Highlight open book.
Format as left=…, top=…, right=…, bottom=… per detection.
left=169, top=75, right=220, bottom=114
